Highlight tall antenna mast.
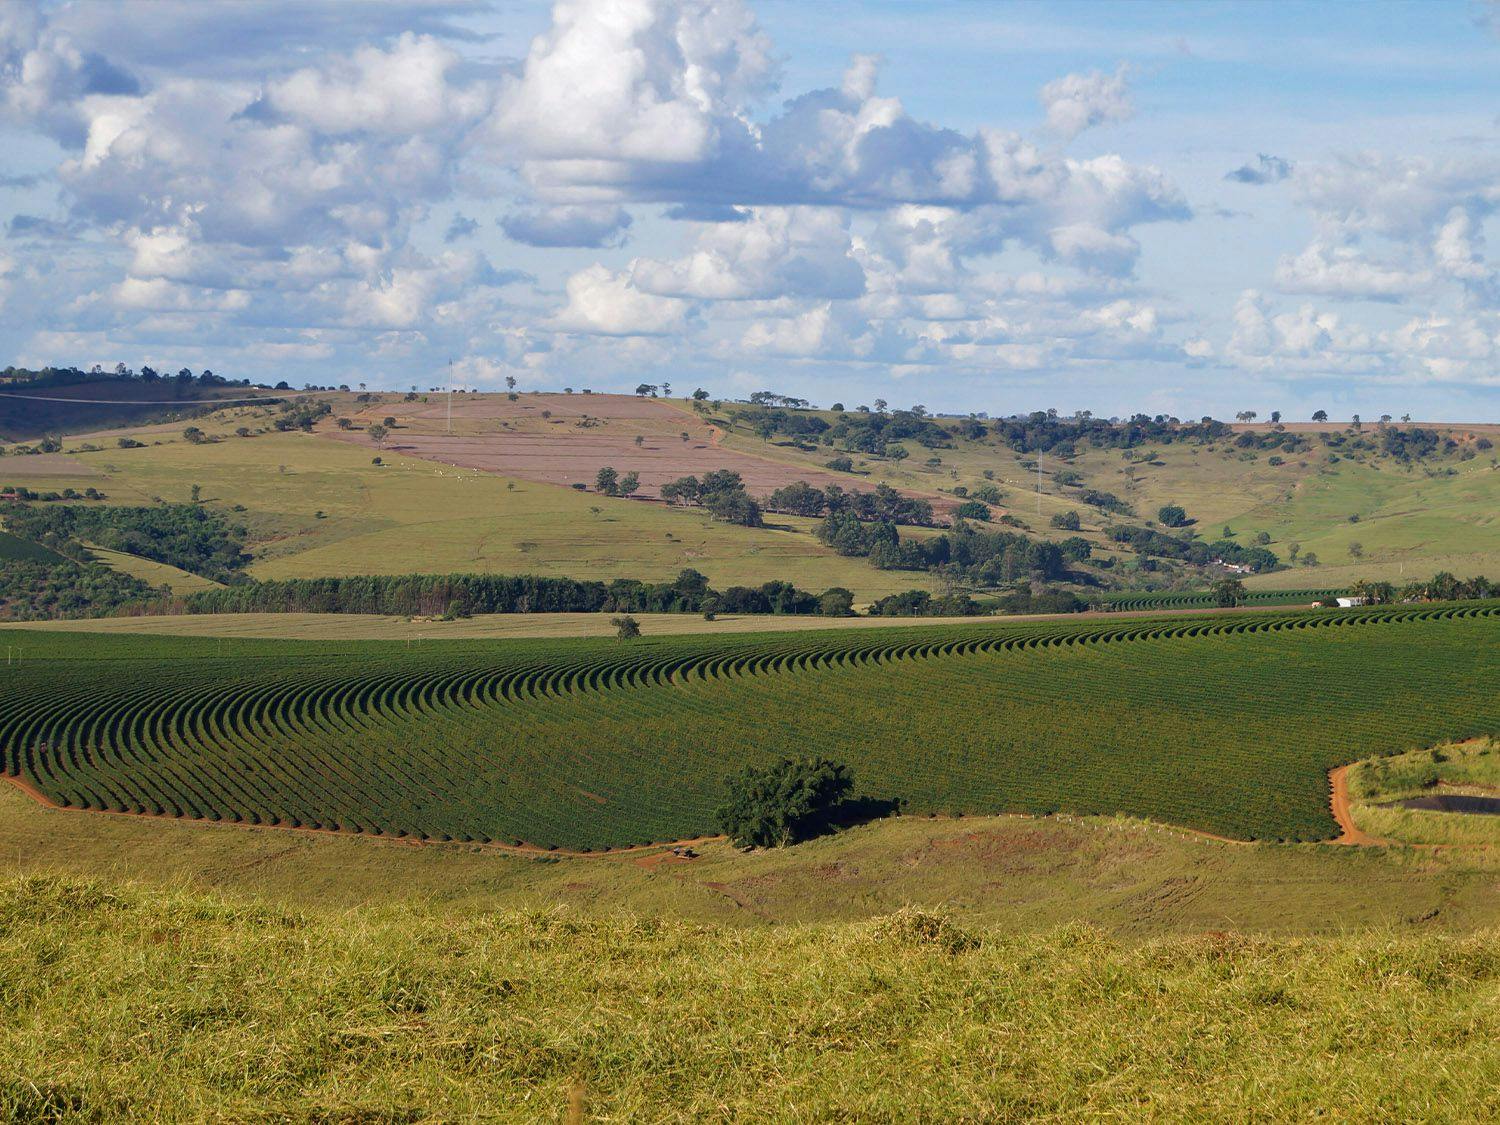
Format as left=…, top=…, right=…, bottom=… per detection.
left=447, top=357, right=454, bottom=435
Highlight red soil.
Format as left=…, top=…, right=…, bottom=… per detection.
left=327, top=392, right=956, bottom=512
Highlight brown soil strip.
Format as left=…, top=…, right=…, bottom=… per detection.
left=1328, top=765, right=1385, bottom=846
left=1, top=774, right=723, bottom=861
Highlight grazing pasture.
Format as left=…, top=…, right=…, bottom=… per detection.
left=3, top=605, right=1496, bottom=850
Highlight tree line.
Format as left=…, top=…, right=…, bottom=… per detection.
left=175, top=569, right=855, bottom=619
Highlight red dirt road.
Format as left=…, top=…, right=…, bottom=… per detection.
left=1327, top=766, right=1384, bottom=846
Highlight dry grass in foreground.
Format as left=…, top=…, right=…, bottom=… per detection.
left=0, top=875, right=1495, bottom=1121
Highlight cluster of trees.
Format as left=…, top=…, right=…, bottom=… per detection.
left=658, top=470, right=762, bottom=526
left=715, top=757, right=855, bottom=848
left=1105, top=525, right=1279, bottom=573
left=179, top=568, right=854, bottom=619
left=593, top=467, right=640, bottom=497
left=273, top=400, right=333, bottom=432
left=0, top=364, right=253, bottom=389
left=765, top=480, right=934, bottom=526
left=0, top=559, right=160, bottom=620
left=866, top=590, right=984, bottom=616
left=1, top=502, right=251, bottom=583
left=1336, top=573, right=1498, bottom=606
left=0, top=486, right=105, bottom=502
left=818, top=515, right=1083, bottom=584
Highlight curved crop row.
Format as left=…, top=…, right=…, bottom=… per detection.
left=1, top=604, right=1496, bottom=848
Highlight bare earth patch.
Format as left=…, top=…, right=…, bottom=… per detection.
left=326, top=392, right=955, bottom=512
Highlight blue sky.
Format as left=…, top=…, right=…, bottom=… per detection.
left=2, top=0, right=1499, bottom=419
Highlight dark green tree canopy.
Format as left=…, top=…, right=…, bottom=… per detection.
left=715, top=757, right=854, bottom=848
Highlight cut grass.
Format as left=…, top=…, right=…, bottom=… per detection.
left=0, top=873, right=1495, bottom=1120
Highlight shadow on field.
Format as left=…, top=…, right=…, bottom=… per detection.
left=813, top=794, right=905, bottom=838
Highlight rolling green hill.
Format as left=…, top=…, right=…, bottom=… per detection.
left=1, top=390, right=1492, bottom=606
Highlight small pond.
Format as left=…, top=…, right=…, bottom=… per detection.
left=1384, top=794, right=1500, bottom=815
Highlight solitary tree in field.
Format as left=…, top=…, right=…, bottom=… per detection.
left=1212, top=577, right=1247, bottom=607
left=506, top=376, right=517, bottom=391
left=367, top=424, right=387, bottom=443
left=692, top=388, right=709, bottom=401
left=611, top=614, right=640, bottom=640
left=617, top=471, right=640, bottom=497
left=383, top=416, right=396, bottom=428
left=715, top=757, right=854, bottom=848
left=595, top=466, right=619, bottom=495
left=1157, top=503, right=1187, bottom=527
left=1312, top=410, right=1329, bottom=422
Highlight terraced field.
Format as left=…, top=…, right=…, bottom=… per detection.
left=3, top=605, right=1496, bottom=849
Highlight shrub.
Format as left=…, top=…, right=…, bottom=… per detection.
left=715, top=757, right=854, bottom=848
left=612, top=614, right=641, bottom=640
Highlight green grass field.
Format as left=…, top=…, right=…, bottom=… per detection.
left=6, top=605, right=1496, bottom=848
left=1, top=873, right=1494, bottom=1120
left=39, top=428, right=933, bottom=601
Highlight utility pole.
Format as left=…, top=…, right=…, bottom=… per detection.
left=447, top=357, right=454, bottom=435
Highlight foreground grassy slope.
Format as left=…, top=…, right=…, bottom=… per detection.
left=4, top=783, right=1496, bottom=934
left=6, top=606, right=1497, bottom=846
left=1, top=875, right=1495, bottom=1120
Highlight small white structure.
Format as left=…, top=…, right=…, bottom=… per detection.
left=1335, top=596, right=1369, bottom=608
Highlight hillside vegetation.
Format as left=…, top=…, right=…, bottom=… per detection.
left=3, top=388, right=1496, bottom=605
left=0, top=875, right=1494, bottom=1120
left=6, top=605, right=1496, bottom=848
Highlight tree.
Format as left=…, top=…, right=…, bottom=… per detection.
left=634, top=434, right=645, bottom=447
left=887, top=445, right=909, bottom=462
left=1211, top=577, right=1247, bottom=607
left=505, top=376, right=517, bottom=391
left=1351, top=414, right=1362, bottom=431
left=336, top=417, right=353, bottom=430
left=1050, top=510, right=1081, bottom=531
left=382, top=416, right=396, bottom=428
left=189, top=483, right=201, bottom=503
left=873, top=398, right=887, bottom=414
left=367, top=424, right=388, bottom=443
left=611, top=614, right=640, bottom=640
left=182, top=426, right=206, bottom=444
left=692, top=388, right=709, bottom=401
left=617, top=471, right=640, bottom=498
left=1157, top=503, right=1187, bottom=528
left=1270, top=410, right=1282, bottom=424
left=634, top=383, right=657, bottom=397
left=1312, top=410, right=1329, bottom=422
left=819, top=587, right=855, bottom=617
left=1234, top=410, right=1257, bottom=423
left=714, top=757, right=854, bottom=848
left=595, top=466, right=619, bottom=495
left=1347, top=541, right=1363, bottom=558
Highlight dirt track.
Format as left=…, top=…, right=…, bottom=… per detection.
left=1327, top=766, right=1384, bottom=846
